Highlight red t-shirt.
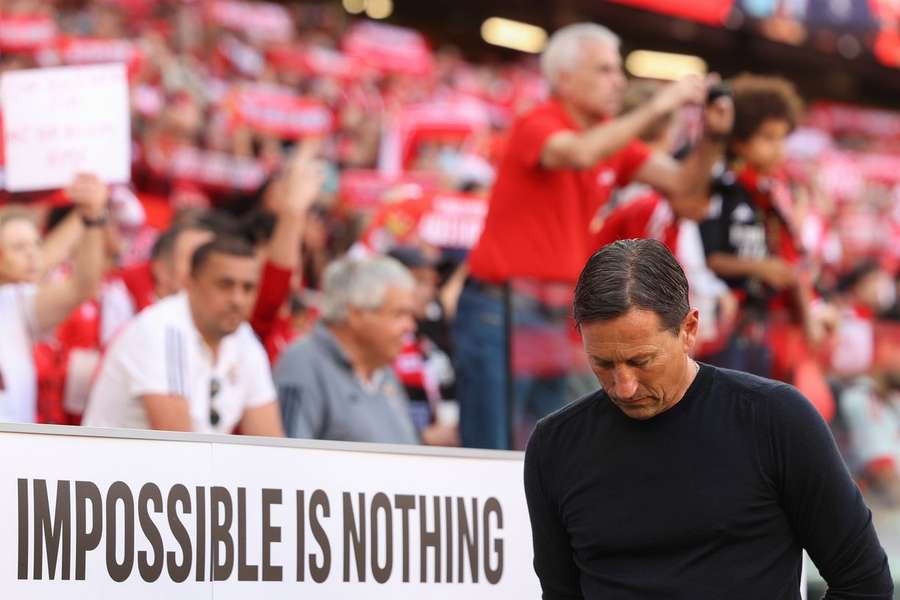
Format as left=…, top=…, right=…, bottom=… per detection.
left=593, top=190, right=679, bottom=253
left=467, top=99, right=651, bottom=283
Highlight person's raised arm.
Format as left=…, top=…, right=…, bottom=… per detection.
left=541, top=75, right=707, bottom=171
left=39, top=209, right=83, bottom=278
left=252, top=141, right=326, bottom=338
left=33, top=174, right=109, bottom=334
left=265, top=139, right=326, bottom=270
left=633, top=90, right=733, bottom=208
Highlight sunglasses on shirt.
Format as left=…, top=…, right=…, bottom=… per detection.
left=209, top=377, right=221, bottom=427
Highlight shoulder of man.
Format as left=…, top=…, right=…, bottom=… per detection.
left=233, top=321, right=268, bottom=352
left=513, top=99, right=572, bottom=133
left=706, top=365, right=808, bottom=410
left=533, top=389, right=604, bottom=438
left=273, top=329, right=331, bottom=379
left=106, top=294, right=189, bottom=354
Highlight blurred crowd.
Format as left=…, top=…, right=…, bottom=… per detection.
left=0, top=0, right=899, bottom=500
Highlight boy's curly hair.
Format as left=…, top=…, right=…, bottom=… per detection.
left=729, top=74, right=804, bottom=143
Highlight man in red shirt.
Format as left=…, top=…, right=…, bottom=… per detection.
left=454, top=22, right=734, bottom=449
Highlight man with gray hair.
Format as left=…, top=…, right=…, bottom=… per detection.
left=456, top=22, right=734, bottom=449
left=274, top=254, right=420, bottom=444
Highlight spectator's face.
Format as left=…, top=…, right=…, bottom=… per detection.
left=187, top=253, right=260, bottom=339
left=581, top=308, right=699, bottom=420
left=349, top=286, right=417, bottom=367
left=0, top=218, right=40, bottom=284
left=557, top=40, right=626, bottom=119
left=732, top=118, right=790, bottom=175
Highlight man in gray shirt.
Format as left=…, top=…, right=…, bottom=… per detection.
left=275, top=255, right=420, bottom=444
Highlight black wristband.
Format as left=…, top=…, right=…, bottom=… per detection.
left=703, top=131, right=729, bottom=144
left=81, top=214, right=108, bottom=227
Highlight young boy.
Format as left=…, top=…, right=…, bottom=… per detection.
left=699, top=75, right=831, bottom=417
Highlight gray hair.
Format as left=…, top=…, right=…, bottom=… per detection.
left=541, top=23, right=620, bottom=90
left=320, top=255, right=415, bottom=323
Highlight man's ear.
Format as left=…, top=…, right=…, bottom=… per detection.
left=680, top=308, right=700, bottom=353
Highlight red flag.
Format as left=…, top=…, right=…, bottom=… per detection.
left=206, top=1, right=294, bottom=44
left=342, top=22, right=434, bottom=75
left=228, top=86, right=333, bottom=139
left=0, top=14, right=57, bottom=52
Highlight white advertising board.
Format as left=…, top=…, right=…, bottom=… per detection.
left=0, top=425, right=539, bottom=599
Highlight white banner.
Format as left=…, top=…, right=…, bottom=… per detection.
left=0, top=426, right=539, bottom=599
left=0, top=64, right=130, bottom=192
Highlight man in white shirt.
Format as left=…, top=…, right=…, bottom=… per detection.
left=84, top=236, right=284, bottom=435
left=0, top=174, right=110, bottom=422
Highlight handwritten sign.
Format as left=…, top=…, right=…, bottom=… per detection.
left=0, top=64, right=131, bottom=192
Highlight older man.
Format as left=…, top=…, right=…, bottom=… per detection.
left=83, top=236, right=283, bottom=435
left=524, top=239, right=892, bottom=599
left=455, top=22, right=734, bottom=449
left=274, top=255, right=420, bottom=444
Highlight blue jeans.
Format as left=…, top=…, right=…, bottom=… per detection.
left=453, top=279, right=569, bottom=450
left=453, top=280, right=509, bottom=449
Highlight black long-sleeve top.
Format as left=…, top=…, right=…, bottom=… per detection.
left=524, top=363, right=893, bottom=599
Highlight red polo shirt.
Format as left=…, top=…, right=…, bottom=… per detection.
left=467, top=99, right=651, bottom=284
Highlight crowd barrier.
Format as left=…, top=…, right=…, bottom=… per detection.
left=0, top=423, right=540, bottom=599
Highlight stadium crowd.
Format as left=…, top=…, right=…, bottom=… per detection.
left=0, top=0, right=899, bottom=503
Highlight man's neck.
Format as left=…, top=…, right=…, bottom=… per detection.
left=187, top=300, right=223, bottom=360
left=678, top=358, right=700, bottom=401
left=557, top=96, right=598, bottom=130
left=329, top=325, right=382, bottom=383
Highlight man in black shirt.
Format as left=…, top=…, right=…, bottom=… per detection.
left=524, top=239, right=892, bottom=599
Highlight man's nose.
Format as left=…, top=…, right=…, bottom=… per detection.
left=611, top=366, right=639, bottom=399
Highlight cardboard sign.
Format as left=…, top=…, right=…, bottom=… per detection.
left=1, top=64, right=131, bottom=192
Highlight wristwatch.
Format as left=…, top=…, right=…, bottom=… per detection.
left=81, top=213, right=108, bottom=227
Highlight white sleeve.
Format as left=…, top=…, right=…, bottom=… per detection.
left=240, top=330, right=277, bottom=408
left=14, top=284, right=41, bottom=340
left=117, top=321, right=188, bottom=398
left=677, top=221, right=728, bottom=298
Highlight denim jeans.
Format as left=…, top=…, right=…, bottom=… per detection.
left=453, top=279, right=570, bottom=449
left=453, top=280, right=509, bottom=449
